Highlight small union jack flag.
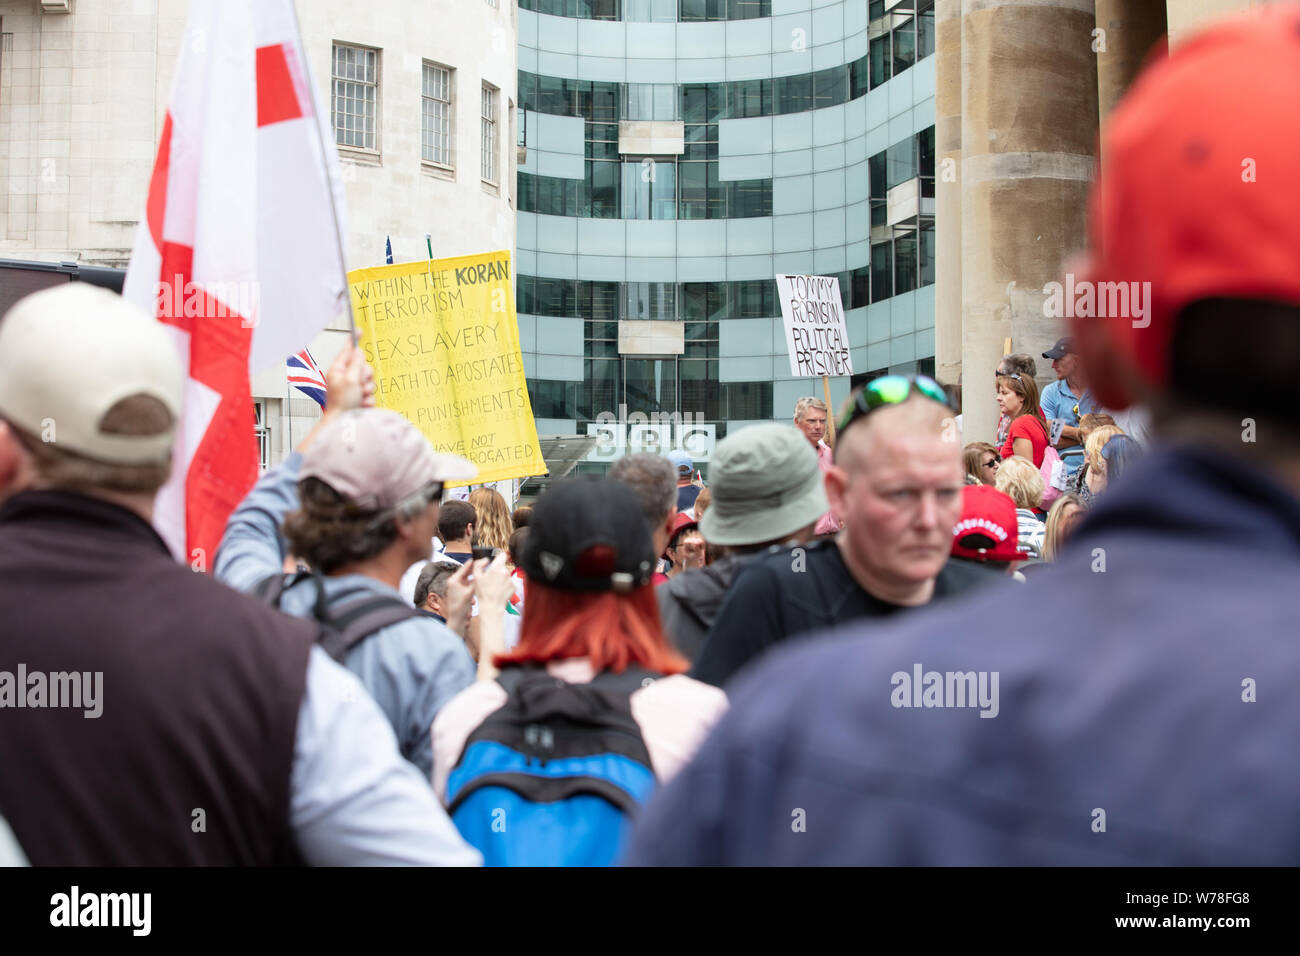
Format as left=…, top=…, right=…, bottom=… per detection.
left=287, top=347, right=327, bottom=407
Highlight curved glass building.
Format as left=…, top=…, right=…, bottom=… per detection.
left=516, top=0, right=935, bottom=477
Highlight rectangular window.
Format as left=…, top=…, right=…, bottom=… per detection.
left=421, top=62, right=453, bottom=167
left=481, top=84, right=499, bottom=183
left=893, top=18, right=917, bottom=77
left=621, top=160, right=676, bottom=220
left=332, top=43, right=378, bottom=151
left=623, top=282, right=677, bottom=321
left=871, top=241, right=893, bottom=302
left=253, top=401, right=270, bottom=472
left=895, top=232, right=918, bottom=296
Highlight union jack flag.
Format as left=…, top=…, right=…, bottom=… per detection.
left=287, top=347, right=327, bottom=407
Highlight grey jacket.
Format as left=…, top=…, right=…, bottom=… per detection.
left=657, top=552, right=761, bottom=663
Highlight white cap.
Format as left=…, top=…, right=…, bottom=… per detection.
left=0, top=284, right=184, bottom=464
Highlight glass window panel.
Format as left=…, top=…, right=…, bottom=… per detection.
left=918, top=8, right=936, bottom=59
left=775, top=73, right=811, bottom=115
left=895, top=233, right=918, bottom=295
left=919, top=223, right=936, bottom=288
left=813, top=68, right=849, bottom=110
left=589, top=160, right=620, bottom=218
left=651, top=161, right=676, bottom=219
left=585, top=359, right=621, bottom=421
left=624, top=359, right=679, bottom=415
left=893, top=18, right=916, bottom=76
left=870, top=34, right=890, bottom=89
left=871, top=241, right=893, bottom=302
left=886, top=139, right=916, bottom=189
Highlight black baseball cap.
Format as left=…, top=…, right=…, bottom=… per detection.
left=520, top=477, right=655, bottom=593
left=1042, top=337, right=1075, bottom=360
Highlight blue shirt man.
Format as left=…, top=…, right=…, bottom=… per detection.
left=1039, top=337, right=1097, bottom=479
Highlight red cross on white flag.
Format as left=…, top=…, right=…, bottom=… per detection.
left=123, top=0, right=349, bottom=565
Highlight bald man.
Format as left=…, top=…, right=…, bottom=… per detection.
left=691, top=391, right=1000, bottom=687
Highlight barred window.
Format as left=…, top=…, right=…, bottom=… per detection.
left=481, top=84, right=499, bottom=183
left=422, top=62, right=453, bottom=166
left=332, top=44, right=378, bottom=151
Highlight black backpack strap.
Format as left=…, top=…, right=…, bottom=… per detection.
left=495, top=664, right=545, bottom=696
left=587, top=666, right=663, bottom=697
left=317, top=593, right=423, bottom=662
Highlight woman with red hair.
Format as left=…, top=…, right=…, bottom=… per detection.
left=431, top=477, right=727, bottom=865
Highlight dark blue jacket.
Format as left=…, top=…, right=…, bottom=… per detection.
left=625, top=444, right=1300, bottom=865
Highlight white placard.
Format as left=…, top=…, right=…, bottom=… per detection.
left=776, top=274, right=854, bottom=378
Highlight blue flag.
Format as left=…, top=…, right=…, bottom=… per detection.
left=385, top=235, right=393, bottom=265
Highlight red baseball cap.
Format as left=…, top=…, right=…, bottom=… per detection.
left=951, top=485, right=1030, bottom=563
left=1081, top=5, right=1300, bottom=402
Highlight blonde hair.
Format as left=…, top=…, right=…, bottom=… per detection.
left=1085, top=425, right=1125, bottom=473
left=1043, top=493, right=1085, bottom=561
left=467, top=487, right=512, bottom=553
left=994, top=455, right=1044, bottom=510
left=693, top=486, right=712, bottom=520
left=793, top=396, right=827, bottom=421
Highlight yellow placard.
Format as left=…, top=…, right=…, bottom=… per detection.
left=347, top=251, right=546, bottom=487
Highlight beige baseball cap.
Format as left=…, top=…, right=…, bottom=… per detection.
left=299, top=408, right=477, bottom=512
left=0, top=284, right=184, bottom=465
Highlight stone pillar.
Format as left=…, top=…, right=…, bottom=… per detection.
left=958, top=0, right=1099, bottom=445
left=934, top=0, right=963, bottom=389
left=1095, top=0, right=1167, bottom=127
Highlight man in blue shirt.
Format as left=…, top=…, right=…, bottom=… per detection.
left=216, top=345, right=479, bottom=781
left=1038, top=337, right=1097, bottom=480
left=625, top=6, right=1300, bottom=866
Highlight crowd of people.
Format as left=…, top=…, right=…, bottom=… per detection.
left=1, top=7, right=1298, bottom=867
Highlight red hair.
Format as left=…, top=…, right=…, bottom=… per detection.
left=494, top=578, right=688, bottom=675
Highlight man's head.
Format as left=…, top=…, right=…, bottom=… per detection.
left=282, top=408, right=475, bottom=574
left=610, top=452, right=678, bottom=559
left=826, top=392, right=963, bottom=603
left=0, top=285, right=183, bottom=510
left=412, top=561, right=458, bottom=616
left=996, top=353, right=1037, bottom=381
left=793, top=397, right=828, bottom=447
left=436, top=499, right=477, bottom=549
left=667, top=449, right=694, bottom=485
left=1042, top=337, right=1081, bottom=383
left=698, top=423, right=827, bottom=552
left=1075, top=7, right=1300, bottom=450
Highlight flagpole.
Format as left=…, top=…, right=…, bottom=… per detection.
left=288, top=0, right=355, bottom=340
left=285, top=379, right=294, bottom=451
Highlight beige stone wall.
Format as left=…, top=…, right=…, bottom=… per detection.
left=0, top=0, right=517, bottom=271
left=1166, top=0, right=1283, bottom=47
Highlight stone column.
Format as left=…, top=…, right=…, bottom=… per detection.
left=934, top=0, right=963, bottom=389
left=959, top=0, right=1099, bottom=444
left=1095, top=0, right=1167, bottom=128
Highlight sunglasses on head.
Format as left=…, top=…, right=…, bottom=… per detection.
left=837, top=375, right=954, bottom=434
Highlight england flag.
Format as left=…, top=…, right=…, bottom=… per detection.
left=123, top=0, right=349, bottom=565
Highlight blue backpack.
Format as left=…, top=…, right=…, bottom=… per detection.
left=446, top=664, right=662, bottom=867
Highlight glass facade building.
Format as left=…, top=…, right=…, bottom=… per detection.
left=517, top=0, right=936, bottom=477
